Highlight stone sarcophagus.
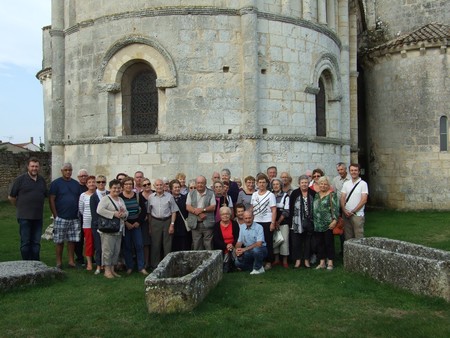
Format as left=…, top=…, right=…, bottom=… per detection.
left=344, top=237, right=450, bottom=302
left=145, top=250, right=223, bottom=313
left=0, top=261, right=65, bottom=291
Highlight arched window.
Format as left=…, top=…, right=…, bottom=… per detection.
left=122, top=62, right=158, bottom=135
left=316, top=78, right=326, bottom=136
left=440, top=116, right=447, bottom=151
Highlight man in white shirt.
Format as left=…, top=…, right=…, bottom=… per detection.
left=340, top=164, right=369, bottom=240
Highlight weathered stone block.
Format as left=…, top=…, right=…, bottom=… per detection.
left=145, top=250, right=223, bottom=313
left=344, top=237, right=450, bottom=302
left=0, top=261, right=65, bottom=291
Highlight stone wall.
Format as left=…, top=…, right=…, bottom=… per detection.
left=364, top=0, right=450, bottom=33
left=54, top=139, right=349, bottom=184
left=42, top=1, right=354, bottom=181
left=0, top=152, right=51, bottom=201
left=363, top=47, right=450, bottom=209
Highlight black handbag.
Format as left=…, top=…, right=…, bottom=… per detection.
left=98, top=197, right=121, bottom=233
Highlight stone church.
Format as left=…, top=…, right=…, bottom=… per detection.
left=37, top=0, right=450, bottom=210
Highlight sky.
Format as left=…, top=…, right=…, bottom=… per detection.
left=0, top=0, right=51, bottom=145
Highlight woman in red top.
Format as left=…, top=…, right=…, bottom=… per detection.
left=213, top=206, right=240, bottom=272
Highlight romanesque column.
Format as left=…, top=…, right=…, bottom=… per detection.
left=318, top=0, right=327, bottom=24
left=50, top=0, right=65, bottom=176
left=50, top=0, right=65, bottom=142
left=337, top=0, right=354, bottom=159
left=239, top=0, right=259, bottom=175
left=327, top=0, right=336, bottom=31
left=349, top=9, right=359, bottom=163
left=302, top=0, right=312, bottom=20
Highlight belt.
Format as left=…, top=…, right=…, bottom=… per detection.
left=152, top=216, right=171, bottom=221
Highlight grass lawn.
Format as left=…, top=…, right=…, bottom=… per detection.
left=1, top=201, right=449, bottom=337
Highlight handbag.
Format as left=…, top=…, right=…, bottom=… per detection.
left=97, top=197, right=121, bottom=233
left=302, top=218, right=314, bottom=234
left=273, top=229, right=284, bottom=248
left=41, top=221, right=54, bottom=241
left=178, top=211, right=191, bottom=232
left=333, top=216, right=345, bottom=235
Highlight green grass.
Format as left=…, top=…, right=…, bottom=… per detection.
left=1, top=201, right=449, bottom=337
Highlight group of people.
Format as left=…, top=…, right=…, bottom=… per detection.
left=8, top=159, right=368, bottom=277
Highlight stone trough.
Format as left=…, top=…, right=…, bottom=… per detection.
left=344, top=237, right=450, bottom=302
left=0, top=261, right=65, bottom=291
left=145, top=250, right=223, bottom=313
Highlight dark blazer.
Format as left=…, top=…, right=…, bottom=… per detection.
left=213, top=220, right=240, bottom=252
left=228, top=181, right=240, bottom=205
left=288, top=188, right=315, bottom=228
left=173, top=194, right=189, bottom=237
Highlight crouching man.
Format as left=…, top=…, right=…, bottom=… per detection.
left=235, top=211, right=268, bottom=275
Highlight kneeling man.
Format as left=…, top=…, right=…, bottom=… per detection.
left=235, top=211, right=268, bottom=275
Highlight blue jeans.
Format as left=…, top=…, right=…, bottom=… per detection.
left=18, top=218, right=43, bottom=261
left=123, top=226, right=145, bottom=271
left=235, top=246, right=268, bottom=271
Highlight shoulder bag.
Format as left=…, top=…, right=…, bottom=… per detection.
left=178, top=210, right=191, bottom=232
left=98, top=196, right=121, bottom=233
left=329, top=193, right=344, bottom=235
left=273, top=229, right=284, bottom=248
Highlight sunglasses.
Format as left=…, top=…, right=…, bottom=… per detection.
left=189, top=186, right=196, bottom=190
left=96, top=181, right=106, bottom=184
left=313, top=175, right=321, bottom=178
left=142, top=183, right=151, bottom=187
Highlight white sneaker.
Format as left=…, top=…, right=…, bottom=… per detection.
left=250, top=267, right=265, bottom=275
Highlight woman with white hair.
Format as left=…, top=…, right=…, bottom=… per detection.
left=312, top=176, right=339, bottom=270
left=213, top=206, right=240, bottom=272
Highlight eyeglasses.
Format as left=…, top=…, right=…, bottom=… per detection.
left=96, top=181, right=106, bottom=184
left=79, top=175, right=88, bottom=178
left=142, top=183, right=151, bottom=187
left=313, top=175, right=321, bottom=178
left=123, top=183, right=133, bottom=186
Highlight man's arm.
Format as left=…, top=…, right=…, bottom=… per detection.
left=7, top=195, right=16, bottom=206
left=351, top=193, right=368, bottom=214
left=242, top=241, right=263, bottom=251
left=341, top=192, right=355, bottom=218
left=49, top=195, right=57, bottom=218
left=236, top=240, right=262, bottom=256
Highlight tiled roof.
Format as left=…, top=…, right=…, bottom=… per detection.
left=368, top=22, right=450, bottom=53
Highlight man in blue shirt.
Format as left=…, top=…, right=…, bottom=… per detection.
left=235, top=210, right=268, bottom=275
left=49, top=163, right=82, bottom=269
